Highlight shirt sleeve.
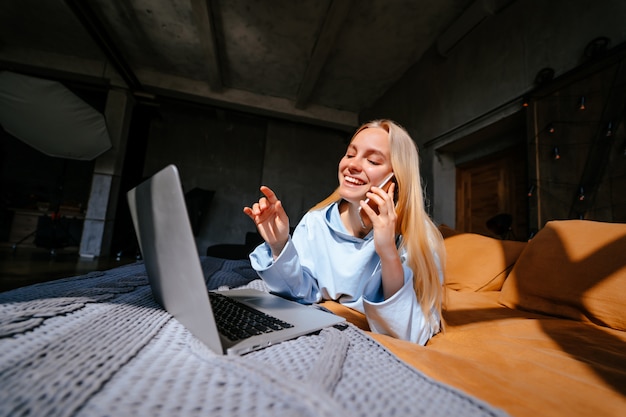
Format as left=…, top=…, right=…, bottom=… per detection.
left=362, top=267, right=439, bottom=345
left=249, top=235, right=322, bottom=304
left=362, top=252, right=442, bottom=345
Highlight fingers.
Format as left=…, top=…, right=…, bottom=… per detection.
left=377, top=181, right=395, bottom=200
left=243, top=186, right=286, bottom=225
left=243, top=187, right=290, bottom=255
left=243, top=201, right=263, bottom=219
left=366, top=183, right=395, bottom=212
left=361, top=183, right=396, bottom=229
left=259, top=185, right=279, bottom=203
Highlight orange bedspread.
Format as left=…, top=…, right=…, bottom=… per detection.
left=323, top=292, right=626, bottom=417
left=321, top=219, right=626, bottom=417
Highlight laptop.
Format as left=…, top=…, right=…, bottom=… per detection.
left=127, top=164, right=344, bottom=355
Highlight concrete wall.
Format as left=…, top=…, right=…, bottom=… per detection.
left=362, top=0, right=626, bottom=226
left=142, top=103, right=348, bottom=254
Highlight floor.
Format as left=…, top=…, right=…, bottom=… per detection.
left=0, top=244, right=136, bottom=293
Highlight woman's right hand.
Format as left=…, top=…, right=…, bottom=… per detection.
left=243, top=186, right=290, bottom=259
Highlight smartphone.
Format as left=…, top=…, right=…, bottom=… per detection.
left=358, top=173, right=395, bottom=228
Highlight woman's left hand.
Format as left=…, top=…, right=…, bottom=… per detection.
left=359, top=183, right=398, bottom=257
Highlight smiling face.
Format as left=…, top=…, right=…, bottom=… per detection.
left=338, top=127, right=393, bottom=204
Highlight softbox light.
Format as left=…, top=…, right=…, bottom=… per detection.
left=0, top=71, right=111, bottom=160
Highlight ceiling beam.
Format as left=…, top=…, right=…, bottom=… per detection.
left=64, top=0, right=142, bottom=92
left=138, top=69, right=358, bottom=131
left=190, top=0, right=223, bottom=92
left=436, top=0, right=516, bottom=56
left=295, top=0, right=353, bottom=109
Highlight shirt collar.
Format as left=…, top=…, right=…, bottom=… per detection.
left=323, top=201, right=373, bottom=241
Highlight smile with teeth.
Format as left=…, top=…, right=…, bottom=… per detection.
left=345, top=176, right=366, bottom=186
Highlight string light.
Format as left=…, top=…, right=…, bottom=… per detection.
left=528, top=90, right=622, bottom=222
left=524, top=181, right=626, bottom=220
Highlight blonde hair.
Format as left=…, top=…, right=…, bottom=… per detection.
left=311, top=119, right=446, bottom=331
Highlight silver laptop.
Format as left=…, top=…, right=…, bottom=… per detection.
left=127, top=164, right=344, bottom=355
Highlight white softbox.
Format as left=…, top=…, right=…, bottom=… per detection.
left=0, top=71, right=111, bottom=160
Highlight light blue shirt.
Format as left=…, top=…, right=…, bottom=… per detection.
left=249, top=202, right=440, bottom=345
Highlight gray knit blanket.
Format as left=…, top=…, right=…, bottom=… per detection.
left=0, top=257, right=509, bottom=417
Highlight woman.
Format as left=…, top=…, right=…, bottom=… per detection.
left=243, top=119, right=445, bottom=344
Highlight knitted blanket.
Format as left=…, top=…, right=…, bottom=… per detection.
left=0, top=257, right=509, bottom=417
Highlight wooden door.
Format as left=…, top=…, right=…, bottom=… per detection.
left=456, top=144, right=528, bottom=240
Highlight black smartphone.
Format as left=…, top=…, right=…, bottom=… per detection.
left=358, top=172, right=395, bottom=228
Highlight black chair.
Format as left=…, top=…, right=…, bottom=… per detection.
left=486, top=213, right=515, bottom=240
left=33, top=214, right=82, bottom=256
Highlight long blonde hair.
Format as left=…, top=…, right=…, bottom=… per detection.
left=311, top=119, right=446, bottom=331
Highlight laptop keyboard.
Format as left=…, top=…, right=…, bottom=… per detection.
left=209, top=292, right=294, bottom=341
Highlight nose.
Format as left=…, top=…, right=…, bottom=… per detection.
left=347, top=156, right=363, bottom=172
